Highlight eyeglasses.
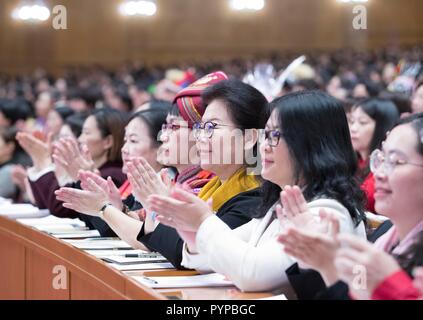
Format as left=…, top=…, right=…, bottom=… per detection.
left=193, top=121, right=235, bottom=140
left=264, top=129, right=282, bottom=147
left=370, top=149, right=423, bottom=175
left=161, top=123, right=187, bottom=133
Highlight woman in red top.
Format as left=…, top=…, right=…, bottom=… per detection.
left=348, top=98, right=399, bottom=213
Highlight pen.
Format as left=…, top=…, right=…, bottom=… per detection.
left=125, top=253, right=163, bottom=258
left=142, top=276, right=158, bottom=284
left=86, top=237, right=120, bottom=241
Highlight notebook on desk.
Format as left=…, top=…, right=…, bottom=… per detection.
left=132, top=273, right=234, bottom=289
left=103, top=255, right=167, bottom=265
left=51, top=229, right=101, bottom=239
left=63, top=239, right=133, bottom=250
left=109, top=262, right=174, bottom=271
left=17, top=215, right=86, bottom=227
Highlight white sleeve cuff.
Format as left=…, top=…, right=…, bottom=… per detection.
left=196, top=215, right=231, bottom=255
left=181, top=242, right=213, bottom=273
left=27, top=165, right=55, bottom=182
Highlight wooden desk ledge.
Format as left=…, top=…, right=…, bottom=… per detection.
left=0, top=215, right=277, bottom=300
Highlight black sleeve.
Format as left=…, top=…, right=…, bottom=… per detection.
left=286, top=264, right=328, bottom=300
left=286, top=263, right=350, bottom=300
left=78, top=215, right=117, bottom=237
left=314, top=281, right=350, bottom=300
left=137, top=190, right=259, bottom=269
left=123, top=194, right=143, bottom=211
left=138, top=224, right=186, bottom=269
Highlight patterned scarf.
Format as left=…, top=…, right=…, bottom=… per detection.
left=176, top=166, right=215, bottom=195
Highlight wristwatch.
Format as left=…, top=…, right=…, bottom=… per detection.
left=99, top=203, right=112, bottom=219
left=122, top=204, right=131, bottom=215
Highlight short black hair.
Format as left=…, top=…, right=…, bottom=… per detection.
left=202, top=79, right=270, bottom=131
left=130, top=107, right=170, bottom=148
left=0, top=98, right=32, bottom=125
left=202, top=79, right=270, bottom=171
left=65, top=112, right=89, bottom=138
left=91, top=108, right=128, bottom=163
left=379, top=91, right=412, bottom=115
left=54, top=106, right=75, bottom=122
left=67, top=87, right=102, bottom=109
left=355, top=98, right=400, bottom=152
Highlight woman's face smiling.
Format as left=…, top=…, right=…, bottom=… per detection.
left=260, top=109, right=295, bottom=188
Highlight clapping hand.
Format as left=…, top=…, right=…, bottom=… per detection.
left=52, top=138, right=95, bottom=181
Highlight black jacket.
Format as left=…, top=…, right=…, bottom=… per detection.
left=137, top=188, right=263, bottom=269
left=286, top=219, right=394, bottom=300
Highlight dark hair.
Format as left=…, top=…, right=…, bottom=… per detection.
left=294, top=79, right=322, bottom=91
left=129, top=108, right=170, bottom=148
left=396, top=231, right=423, bottom=276
left=148, top=100, right=173, bottom=112
left=379, top=91, right=412, bottom=115
left=168, top=104, right=181, bottom=118
left=354, top=98, right=400, bottom=180
left=114, top=87, right=133, bottom=112
left=53, top=106, right=75, bottom=122
left=356, top=79, right=383, bottom=98
left=356, top=98, right=400, bottom=152
left=65, top=112, right=89, bottom=138
left=202, top=79, right=269, bottom=131
left=133, top=77, right=154, bottom=92
left=258, top=90, right=366, bottom=226
left=90, top=108, right=128, bottom=163
left=67, top=87, right=102, bottom=109
left=0, top=126, right=30, bottom=166
left=202, top=79, right=270, bottom=171
left=0, top=99, right=32, bottom=125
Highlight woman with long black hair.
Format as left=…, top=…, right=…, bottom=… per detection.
left=147, top=90, right=367, bottom=292
left=278, top=113, right=423, bottom=300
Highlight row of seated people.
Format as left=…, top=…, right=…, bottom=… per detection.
left=10, top=72, right=423, bottom=299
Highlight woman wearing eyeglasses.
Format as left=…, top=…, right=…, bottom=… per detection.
left=278, top=113, right=423, bottom=299
left=148, top=90, right=367, bottom=292
left=348, top=99, right=399, bottom=213
left=56, top=74, right=269, bottom=269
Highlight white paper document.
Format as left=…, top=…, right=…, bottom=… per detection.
left=109, top=262, right=174, bottom=271
left=132, top=273, right=234, bottom=289
left=51, top=230, right=101, bottom=239
left=0, top=204, right=49, bottom=219
left=63, top=239, right=133, bottom=250
left=103, top=254, right=167, bottom=265
left=85, top=249, right=149, bottom=258
left=17, top=215, right=86, bottom=227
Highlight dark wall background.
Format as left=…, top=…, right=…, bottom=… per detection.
left=1, top=0, right=422, bottom=75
